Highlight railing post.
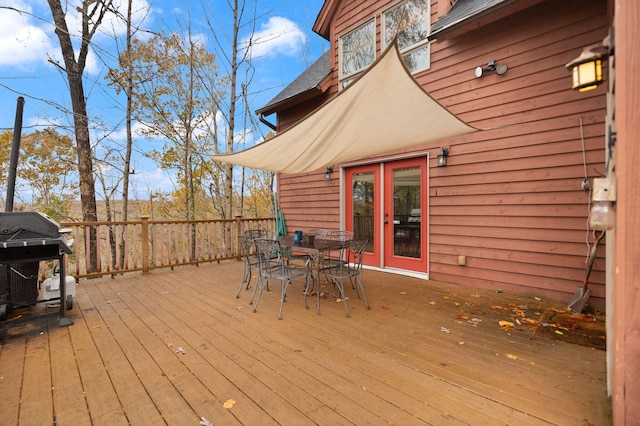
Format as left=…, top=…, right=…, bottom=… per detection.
left=235, top=216, right=243, bottom=259
left=141, top=216, right=150, bottom=274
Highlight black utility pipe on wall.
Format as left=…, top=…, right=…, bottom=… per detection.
left=5, top=97, right=25, bottom=212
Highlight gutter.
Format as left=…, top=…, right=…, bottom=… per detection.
left=258, top=112, right=277, bottom=131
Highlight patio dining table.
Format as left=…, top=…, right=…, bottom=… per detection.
left=277, top=235, right=344, bottom=314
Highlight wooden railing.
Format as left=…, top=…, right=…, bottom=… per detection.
left=60, top=217, right=276, bottom=280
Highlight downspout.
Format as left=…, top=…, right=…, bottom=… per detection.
left=258, top=112, right=276, bottom=131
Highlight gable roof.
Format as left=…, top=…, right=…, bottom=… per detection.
left=256, top=50, right=331, bottom=116
left=429, top=0, right=540, bottom=40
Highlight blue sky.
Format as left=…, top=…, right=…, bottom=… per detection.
left=0, top=0, right=327, bottom=199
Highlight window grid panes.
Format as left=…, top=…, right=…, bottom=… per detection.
left=383, top=0, right=430, bottom=73
left=339, top=19, right=375, bottom=88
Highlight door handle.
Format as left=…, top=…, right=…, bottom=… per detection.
left=384, top=220, right=389, bottom=224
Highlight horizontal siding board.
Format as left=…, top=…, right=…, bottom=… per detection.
left=431, top=224, right=586, bottom=243
left=430, top=214, right=589, bottom=231
left=429, top=252, right=604, bottom=292
left=432, top=265, right=604, bottom=301
left=429, top=204, right=587, bottom=218
left=429, top=241, right=604, bottom=272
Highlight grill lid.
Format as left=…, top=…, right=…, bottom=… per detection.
left=0, top=212, right=71, bottom=253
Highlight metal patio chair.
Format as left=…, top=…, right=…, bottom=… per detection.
left=323, top=229, right=355, bottom=269
left=250, top=238, right=309, bottom=320
left=317, top=238, right=370, bottom=317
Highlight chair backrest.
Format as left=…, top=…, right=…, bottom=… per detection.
left=238, top=235, right=256, bottom=259
left=244, top=229, right=268, bottom=239
left=347, top=238, right=368, bottom=268
left=328, top=230, right=354, bottom=241
left=308, top=228, right=328, bottom=239
left=254, top=238, right=284, bottom=271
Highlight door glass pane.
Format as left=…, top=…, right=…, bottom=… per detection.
left=351, top=171, right=375, bottom=253
left=393, top=166, right=421, bottom=258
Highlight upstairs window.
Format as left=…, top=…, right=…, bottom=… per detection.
left=383, top=0, right=430, bottom=73
left=339, top=19, right=375, bottom=89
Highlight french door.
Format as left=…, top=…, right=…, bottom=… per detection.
left=345, top=156, right=428, bottom=273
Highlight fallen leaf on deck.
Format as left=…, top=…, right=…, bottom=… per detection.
left=454, top=302, right=461, bottom=307
left=468, top=318, right=482, bottom=325
left=440, top=327, right=451, bottom=334
left=200, top=417, right=213, bottom=426
left=470, top=292, right=480, bottom=298
left=400, top=291, right=407, bottom=295
left=428, top=301, right=436, bottom=305
left=176, top=346, right=186, bottom=354
left=223, top=399, right=236, bottom=409
left=498, top=320, right=514, bottom=330
left=458, top=341, right=465, bottom=345
left=554, top=330, right=564, bottom=335
left=381, top=305, right=390, bottom=310
left=506, top=353, right=518, bottom=360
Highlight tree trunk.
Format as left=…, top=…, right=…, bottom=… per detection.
left=47, top=0, right=100, bottom=272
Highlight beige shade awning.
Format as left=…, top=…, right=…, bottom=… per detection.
left=210, top=42, right=478, bottom=174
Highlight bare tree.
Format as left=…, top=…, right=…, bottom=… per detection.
left=202, top=0, right=259, bottom=219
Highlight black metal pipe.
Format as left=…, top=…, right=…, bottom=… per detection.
left=5, top=97, right=25, bottom=212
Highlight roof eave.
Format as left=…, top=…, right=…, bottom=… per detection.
left=312, top=0, right=337, bottom=40
left=255, top=75, right=331, bottom=117
left=429, top=0, right=545, bottom=41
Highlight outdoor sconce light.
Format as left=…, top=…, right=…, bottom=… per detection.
left=324, top=166, right=333, bottom=181
left=437, top=147, right=449, bottom=167
left=566, top=34, right=612, bottom=92
left=474, top=60, right=508, bottom=78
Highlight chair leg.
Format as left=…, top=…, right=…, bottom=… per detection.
left=250, top=276, right=266, bottom=309
left=236, top=265, right=252, bottom=298
left=335, top=278, right=351, bottom=318
left=356, top=274, right=371, bottom=310
left=278, top=278, right=288, bottom=320
left=304, top=275, right=313, bottom=310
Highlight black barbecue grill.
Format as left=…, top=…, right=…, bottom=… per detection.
left=1, top=98, right=74, bottom=327
left=0, top=212, right=73, bottom=325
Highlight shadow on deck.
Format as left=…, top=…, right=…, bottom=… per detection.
left=1, top=261, right=611, bottom=425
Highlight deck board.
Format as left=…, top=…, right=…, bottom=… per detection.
left=1, top=261, right=611, bottom=425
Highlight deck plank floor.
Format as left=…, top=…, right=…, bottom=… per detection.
left=1, top=261, right=612, bottom=425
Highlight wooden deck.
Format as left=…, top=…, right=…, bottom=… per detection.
left=1, top=261, right=611, bottom=425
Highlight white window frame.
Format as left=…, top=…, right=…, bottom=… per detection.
left=382, top=0, right=431, bottom=74
left=339, top=18, right=376, bottom=89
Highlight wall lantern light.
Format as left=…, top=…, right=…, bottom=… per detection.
left=437, top=147, right=449, bottom=167
left=566, top=34, right=612, bottom=92
left=474, top=60, right=508, bottom=78
left=324, top=166, right=334, bottom=181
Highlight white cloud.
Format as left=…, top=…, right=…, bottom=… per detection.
left=242, top=16, right=306, bottom=60
left=0, top=0, right=152, bottom=72
left=0, top=3, right=54, bottom=68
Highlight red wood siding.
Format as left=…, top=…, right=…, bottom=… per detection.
left=612, top=0, right=640, bottom=421
left=275, top=0, right=608, bottom=309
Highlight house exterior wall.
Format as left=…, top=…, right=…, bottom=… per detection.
left=275, top=0, right=608, bottom=309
